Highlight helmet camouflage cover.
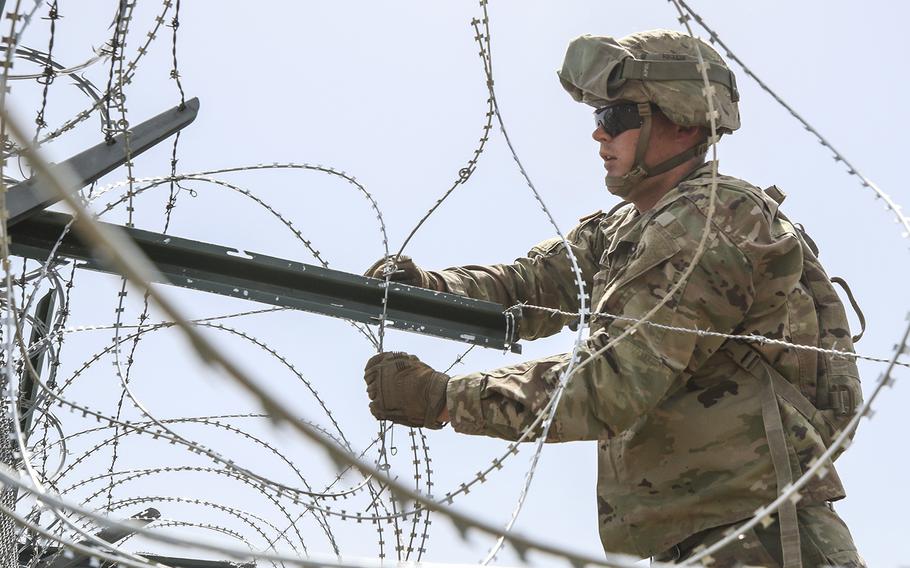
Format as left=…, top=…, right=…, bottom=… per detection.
left=557, top=29, right=740, bottom=134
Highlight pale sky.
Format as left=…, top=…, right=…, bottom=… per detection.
left=5, top=1, right=910, bottom=567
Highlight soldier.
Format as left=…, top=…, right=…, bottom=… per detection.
left=364, top=29, right=865, bottom=567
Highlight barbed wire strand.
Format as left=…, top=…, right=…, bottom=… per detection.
left=1, top=96, right=671, bottom=568
left=1, top=4, right=907, bottom=568
left=673, top=0, right=910, bottom=241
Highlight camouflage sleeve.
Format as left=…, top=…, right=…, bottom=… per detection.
left=446, top=194, right=803, bottom=442
left=434, top=214, right=605, bottom=340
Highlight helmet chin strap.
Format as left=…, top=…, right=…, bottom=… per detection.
left=605, top=102, right=710, bottom=202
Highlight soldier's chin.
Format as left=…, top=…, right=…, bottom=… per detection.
left=604, top=177, right=644, bottom=202
left=604, top=178, right=630, bottom=197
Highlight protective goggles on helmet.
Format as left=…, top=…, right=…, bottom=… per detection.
left=593, top=103, right=652, bottom=138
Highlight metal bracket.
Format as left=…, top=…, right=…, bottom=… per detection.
left=18, top=288, right=56, bottom=437
left=10, top=211, right=521, bottom=353
left=26, top=509, right=159, bottom=568
left=5, top=93, right=520, bottom=352
left=20, top=508, right=255, bottom=568
left=137, top=556, right=255, bottom=568
left=6, top=97, right=199, bottom=226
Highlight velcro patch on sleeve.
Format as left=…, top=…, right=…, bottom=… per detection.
left=578, top=209, right=604, bottom=223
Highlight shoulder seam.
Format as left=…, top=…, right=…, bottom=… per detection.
left=650, top=194, right=755, bottom=274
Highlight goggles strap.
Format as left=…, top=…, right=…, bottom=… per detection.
left=614, top=57, right=740, bottom=102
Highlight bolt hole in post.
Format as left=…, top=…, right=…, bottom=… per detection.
left=225, top=249, right=254, bottom=260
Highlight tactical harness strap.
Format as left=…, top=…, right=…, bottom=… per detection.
left=723, top=340, right=812, bottom=568
left=763, top=186, right=866, bottom=345
left=831, top=277, right=866, bottom=343
left=613, top=57, right=740, bottom=102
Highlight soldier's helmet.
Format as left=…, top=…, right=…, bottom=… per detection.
left=557, top=29, right=740, bottom=134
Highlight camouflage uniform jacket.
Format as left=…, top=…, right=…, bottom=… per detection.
left=438, top=163, right=848, bottom=558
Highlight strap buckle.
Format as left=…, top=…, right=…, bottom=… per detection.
left=738, top=346, right=762, bottom=372
left=829, top=385, right=855, bottom=416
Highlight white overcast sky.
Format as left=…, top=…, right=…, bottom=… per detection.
left=6, top=1, right=910, bottom=567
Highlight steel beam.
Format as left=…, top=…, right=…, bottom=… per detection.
left=22, top=508, right=256, bottom=568
left=35, top=509, right=159, bottom=568
left=136, top=555, right=255, bottom=568
left=19, top=289, right=56, bottom=436
left=26, top=552, right=254, bottom=568
left=6, top=98, right=199, bottom=226
left=9, top=211, right=521, bottom=353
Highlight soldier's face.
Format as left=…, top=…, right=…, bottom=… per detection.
left=592, top=112, right=692, bottom=178
left=592, top=123, right=640, bottom=178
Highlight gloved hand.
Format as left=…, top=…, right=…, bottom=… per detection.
left=363, top=352, right=449, bottom=429
left=364, top=255, right=446, bottom=291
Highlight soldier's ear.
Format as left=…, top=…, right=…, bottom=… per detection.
left=675, top=124, right=703, bottom=145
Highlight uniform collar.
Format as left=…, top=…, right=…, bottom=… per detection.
left=682, top=160, right=720, bottom=183
left=604, top=161, right=720, bottom=249
left=648, top=160, right=721, bottom=212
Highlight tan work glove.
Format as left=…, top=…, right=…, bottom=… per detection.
left=363, top=352, right=449, bottom=429
left=364, top=255, right=446, bottom=291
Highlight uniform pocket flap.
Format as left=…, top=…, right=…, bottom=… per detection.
left=611, top=223, right=681, bottom=291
